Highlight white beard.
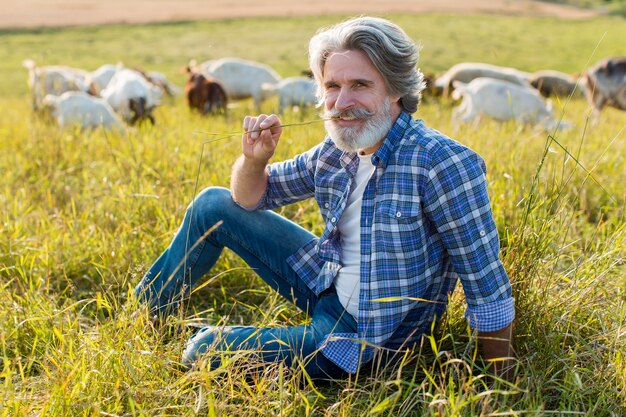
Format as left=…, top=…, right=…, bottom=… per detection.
left=323, top=98, right=393, bottom=153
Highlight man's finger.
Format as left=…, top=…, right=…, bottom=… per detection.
left=250, top=114, right=269, bottom=139
left=242, top=115, right=252, bottom=132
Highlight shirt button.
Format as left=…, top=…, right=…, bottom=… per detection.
left=480, top=230, right=486, bottom=237
left=396, top=211, right=402, bottom=218
left=324, top=203, right=330, bottom=208
left=331, top=217, right=337, bottom=223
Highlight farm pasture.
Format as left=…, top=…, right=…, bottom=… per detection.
left=1, top=13, right=625, bottom=416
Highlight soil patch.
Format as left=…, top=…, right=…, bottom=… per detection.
left=0, top=0, right=598, bottom=29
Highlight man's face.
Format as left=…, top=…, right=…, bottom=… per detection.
left=321, top=49, right=401, bottom=153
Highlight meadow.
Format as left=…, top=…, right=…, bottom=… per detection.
left=1, top=12, right=625, bottom=416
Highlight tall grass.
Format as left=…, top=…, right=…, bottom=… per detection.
left=1, top=13, right=625, bottom=416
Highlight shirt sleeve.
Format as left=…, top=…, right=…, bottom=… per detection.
left=422, top=147, right=514, bottom=332
left=252, top=141, right=323, bottom=211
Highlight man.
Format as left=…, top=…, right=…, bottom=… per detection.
left=134, top=16, right=515, bottom=381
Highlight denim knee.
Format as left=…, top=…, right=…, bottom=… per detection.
left=191, top=186, right=234, bottom=215
left=187, top=186, right=237, bottom=229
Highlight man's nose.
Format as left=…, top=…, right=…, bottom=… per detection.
left=334, top=87, right=355, bottom=111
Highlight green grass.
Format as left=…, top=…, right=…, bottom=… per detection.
left=1, top=12, right=626, bottom=416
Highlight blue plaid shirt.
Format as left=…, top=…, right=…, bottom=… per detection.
left=254, top=112, right=514, bottom=373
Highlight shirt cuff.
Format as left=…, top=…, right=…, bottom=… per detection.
left=465, top=297, right=515, bottom=332
left=319, top=333, right=374, bottom=374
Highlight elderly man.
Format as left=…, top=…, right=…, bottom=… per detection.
left=134, top=16, right=515, bottom=381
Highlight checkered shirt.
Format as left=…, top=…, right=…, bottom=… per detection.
left=253, top=112, right=514, bottom=373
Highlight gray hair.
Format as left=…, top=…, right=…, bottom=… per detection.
left=308, top=16, right=425, bottom=113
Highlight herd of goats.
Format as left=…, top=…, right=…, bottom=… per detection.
left=22, top=55, right=625, bottom=132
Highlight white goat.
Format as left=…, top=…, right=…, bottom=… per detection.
left=260, top=77, right=316, bottom=113
left=101, top=69, right=162, bottom=124
left=143, top=71, right=182, bottom=97
left=43, top=91, right=124, bottom=131
left=87, top=64, right=181, bottom=98
left=22, top=59, right=90, bottom=110
left=85, top=63, right=123, bottom=95
left=199, top=57, right=282, bottom=108
left=452, top=78, right=569, bottom=131
left=435, top=62, right=531, bottom=97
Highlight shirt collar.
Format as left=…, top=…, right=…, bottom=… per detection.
left=334, top=111, right=412, bottom=170
left=372, top=111, right=412, bottom=169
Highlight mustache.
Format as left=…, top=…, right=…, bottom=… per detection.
left=322, top=107, right=375, bottom=120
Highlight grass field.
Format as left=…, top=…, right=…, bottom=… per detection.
left=1, top=12, right=625, bottom=416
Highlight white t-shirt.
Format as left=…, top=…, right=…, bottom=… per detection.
left=334, top=152, right=376, bottom=319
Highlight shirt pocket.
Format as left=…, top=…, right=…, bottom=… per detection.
left=374, top=199, right=426, bottom=266
left=376, top=198, right=422, bottom=224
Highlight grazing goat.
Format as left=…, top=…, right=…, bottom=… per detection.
left=85, top=63, right=122, bottom=95
left=22, top=59, right=90, bottom=110
left=529, top=70, right=581, bottom=98
left=184, top=68, right=227, bottom=114
left=86, top=64, right=181, bottom=98
left=452, top=78, right=569, bottom=131
left=43, top=91, right=124, bottom=131
left=199, top=57, right=282, bottom=109
left=134, top=68, right=182, bottom=98
left=260, top=77, right=316, bottom=113
left=436, top=62, right=531, bottom=97
left=581, top=56, right=626, bottom=121
left=101, top=69, right=162, bottom=125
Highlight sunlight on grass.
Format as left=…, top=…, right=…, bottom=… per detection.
left=1, top=13, right=625, bottom=417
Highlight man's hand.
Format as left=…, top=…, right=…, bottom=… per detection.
left=231, top=114, right=283, bottom=208
left=241, top=113, right=283, bottom=165
left=478, top=323, right=515, bottom=383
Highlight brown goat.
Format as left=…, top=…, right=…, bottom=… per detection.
left=184, top=67, right=227, bottom=114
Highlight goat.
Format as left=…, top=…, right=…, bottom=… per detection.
left=452, top=78, right=569, bottom=131
left=43, top=91, right=124, bottom=131
left=435, top=62, right=531, bottom=97
left=134, top=67, right=182, bottom=98
left=101, top=69, right=162, bottom=125
left=260, top=77, right=316, bottom=113
left=22, top=59, right=89, bottom=110
left=581, top=56, right=626, bottom=122
left=198, top=57, right=281, bottom=109
left=529, top=70, right=581, bottom=98
left=184, top=67, right=227, bottom=114
left=85, top=63, right=122, bottom=96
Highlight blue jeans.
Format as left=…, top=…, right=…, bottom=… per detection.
left=134, top=187, right=356, bottom=380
